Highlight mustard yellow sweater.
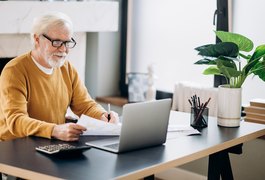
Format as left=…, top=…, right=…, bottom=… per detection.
left=0, top=52, right=105, bottom=141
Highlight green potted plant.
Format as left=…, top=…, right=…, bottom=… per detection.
left=195, top=30, right=265, bottom=88
left=194, top=31, right=265, bottom=127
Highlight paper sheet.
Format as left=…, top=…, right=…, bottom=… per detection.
left=77, top=115, right=200, bottom=138
left=167, top=125, right=201, bottom=139
left=77, top=115, right=121, bottom=136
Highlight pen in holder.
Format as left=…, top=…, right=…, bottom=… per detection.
left=189, top=95, right=211, bottom=129
left=190, top=106, right=208, bottom=128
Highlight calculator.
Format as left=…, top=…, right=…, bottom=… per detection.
left=35, top=143, right=91, bottom=154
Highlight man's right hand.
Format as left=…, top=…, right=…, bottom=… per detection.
left=51, top=123, right=87, bottom=141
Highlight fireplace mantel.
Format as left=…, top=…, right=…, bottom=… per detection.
left=0, top=1, right=119, bottom=34
left=0, top=1, right=119, bottom=83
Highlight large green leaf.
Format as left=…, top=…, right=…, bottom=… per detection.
left=194, top=31, right=265, bottom=87
left=249, top=44, right=265, bottom=61
left=217, top=61, right=241, bottom=78
left=239, top=53, right=251, bottom=60
left=194, top=58, right=217, bottom=65
left=220, top=66, right=241, bottom=78
left=215, top=31, right=253, bottom=52
left=219, top=56, right=241, bottom=62
left=216, top=58, right=237, bottom=69
left=245, top=45, right=265, bottom=74
left=195, top=44, right=215, bottom=52
left=203, top=66, right=221, bottom=75
left=196, top=42, right=239, bottom=58
left=243, top=59, right=259, bottom=75
left=252, top=60, right=265, bottom=81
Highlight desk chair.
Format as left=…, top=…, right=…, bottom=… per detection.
left=0, top=57, right=13, bottom=76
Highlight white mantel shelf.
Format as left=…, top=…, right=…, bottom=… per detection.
left=0, top=1, right=119, bottom=34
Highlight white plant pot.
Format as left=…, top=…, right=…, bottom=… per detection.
left=217, top=84, right=242, bottom=127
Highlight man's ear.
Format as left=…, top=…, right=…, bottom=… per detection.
left=34, top=34, right=40, bottom=46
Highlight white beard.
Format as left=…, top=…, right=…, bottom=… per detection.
left=47, top=52, right=67, bottom=68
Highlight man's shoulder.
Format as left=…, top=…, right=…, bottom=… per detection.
left=5, top=52, right=30, bottom=67
left=0, top=52, right=32, bottom=83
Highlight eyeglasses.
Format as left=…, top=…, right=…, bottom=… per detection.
left=41, top=34, right=76, bottom=49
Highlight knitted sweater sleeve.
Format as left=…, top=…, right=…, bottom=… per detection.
left=0, top=59, right=55, bottom=140
left=64, top=62, right=106, bottom=119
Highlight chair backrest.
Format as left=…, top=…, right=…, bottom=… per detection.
left=172, top=81, right=218, bottom=117
left=0, top=57, right=13, bottom=76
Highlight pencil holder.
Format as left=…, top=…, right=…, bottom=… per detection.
left=190, top=107, right=208, bottom=129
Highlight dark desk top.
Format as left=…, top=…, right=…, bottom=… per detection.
left=1, top=111, right=265, bottom=180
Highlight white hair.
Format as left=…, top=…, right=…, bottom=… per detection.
left=30, top=11, right=74, bottom=46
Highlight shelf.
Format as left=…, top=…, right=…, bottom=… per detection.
left=96, top=96, right=128, bottom=107
left=0, top=1, right=119, bottom=34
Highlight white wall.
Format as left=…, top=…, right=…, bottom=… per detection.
left=126, top=0, right=216, bottom=93
left=85, top=0, right=121, bottom=99
left=85, top=32, right=120, bottom=98
left=232, top=0, right=265, bottom=104
left=124, top=0, right=265, bottom=104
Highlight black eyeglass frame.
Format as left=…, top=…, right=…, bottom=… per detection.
left=41, top=34, right=76, bottom=49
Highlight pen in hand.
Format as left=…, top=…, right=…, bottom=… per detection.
left=108, top=103, right=111, bottom=122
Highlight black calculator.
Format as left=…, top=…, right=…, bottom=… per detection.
left=35, top=143, right=91, bottom=154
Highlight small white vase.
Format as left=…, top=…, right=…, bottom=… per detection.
left=217, top=84, right=242, bottom=127
left=146, top=85, right=156, bottom=101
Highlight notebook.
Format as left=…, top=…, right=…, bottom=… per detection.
left=85, top=98, right=172, bottom=153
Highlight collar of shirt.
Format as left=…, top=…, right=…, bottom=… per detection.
left=31, top=55, right=54, bottom=75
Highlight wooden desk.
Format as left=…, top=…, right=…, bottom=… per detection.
left=0, top=111, right=265, bottom=180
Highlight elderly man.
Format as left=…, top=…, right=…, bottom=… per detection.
left=0, top=12, right=117, bottom=141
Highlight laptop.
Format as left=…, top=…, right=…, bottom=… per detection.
left=85, top=98, right=172, bottom=153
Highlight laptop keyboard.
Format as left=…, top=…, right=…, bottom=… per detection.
left=104, top=143, right=119, bottom=150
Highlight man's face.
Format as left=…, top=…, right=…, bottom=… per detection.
left=37, top=26, right=73, bottom=68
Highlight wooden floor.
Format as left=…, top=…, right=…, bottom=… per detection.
left=138, top=168, right=207, bottom=180
left=154, top=168, right=207, bottom=180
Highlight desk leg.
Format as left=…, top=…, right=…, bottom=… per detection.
left=208, top=144, right=242, bottom=180
left=144, top=174, right=155, bottom=180
left=208, top=150, right=233, bottom=180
